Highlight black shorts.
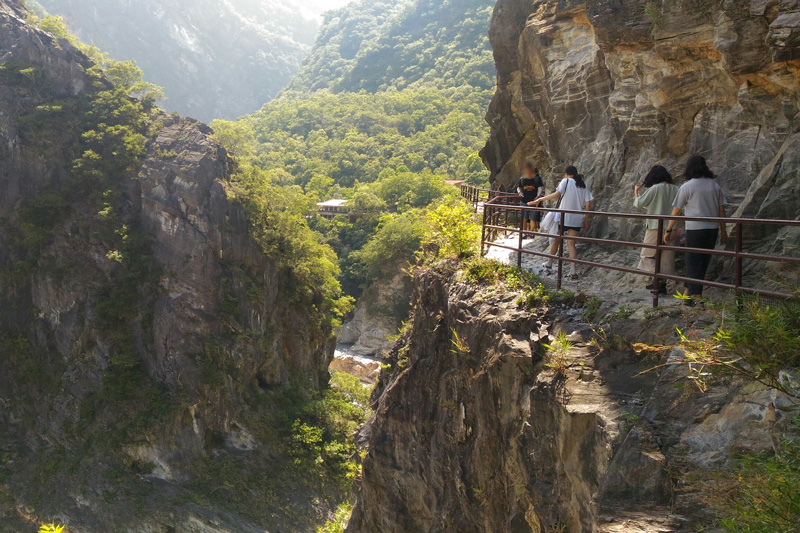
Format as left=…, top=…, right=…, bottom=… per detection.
left=521, top=201, right=542, bottom=222
left=561, top=225, right=582, bottom=233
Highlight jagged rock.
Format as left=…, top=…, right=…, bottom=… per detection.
left=482, top=0, right=800, bottom=245
left=0, top=3, right=336, bottom=529
left=329, top=351, right=382, bottom=385
left=346, top=269, right=798, bottom=532
left=339, top=271, right=409, bottom=357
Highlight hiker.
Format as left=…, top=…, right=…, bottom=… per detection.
left=664, top=155, right=728, bottom=305
left=633, top=165, right=679, bottom=294
left=530, top=165, right=593, bottom=279
left=517, top=163, right=545, bottom=237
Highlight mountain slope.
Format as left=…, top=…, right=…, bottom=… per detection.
left=288, top=0, right=496, bottom=93
left=0, top=2, right=359, bottom=529
left=34, top=0, right=336, bottom=121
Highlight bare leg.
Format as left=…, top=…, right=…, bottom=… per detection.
left=567, top=229, right=579, bottom=275
left=567, top=229, right=578, bottom=262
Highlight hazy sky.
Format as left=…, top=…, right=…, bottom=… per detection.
left=302, top=0, right=354, bottom=16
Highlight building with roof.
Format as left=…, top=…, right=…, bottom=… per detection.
left=316, top=199, right=351, bottom=220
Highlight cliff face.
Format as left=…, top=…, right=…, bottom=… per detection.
left=346, top=268, right=795, bottom=532
left=481, top=0, right=800, bottom=229
left=0, top=2, right=335, bottom=529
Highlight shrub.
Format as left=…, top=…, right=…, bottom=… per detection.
left=317, top=502, right=352, bottom=533
left=353, top=211, right=427, bottom=281
left=710, top=416, right=800, bottom=532
left=424, top=197, right=481, bottom=259
left=674, top=298, right=800, bottom=397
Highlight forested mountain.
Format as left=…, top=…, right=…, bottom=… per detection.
left=214, top=0, right=497, bottom=308
left=32, top=0, right=351, bottom=121
left=288, top=0, right=496, bottom=93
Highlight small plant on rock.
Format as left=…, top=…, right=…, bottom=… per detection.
left=543, top=332, right=572, bottom=374
left=451, top=329, right=470, bottom=356
left=581, top=296, right=602, bottom=323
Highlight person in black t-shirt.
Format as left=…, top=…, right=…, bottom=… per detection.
left=517, top=163, right=545, bottom=235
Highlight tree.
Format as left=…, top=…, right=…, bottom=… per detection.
left=210, top=120, right=258, bottom=158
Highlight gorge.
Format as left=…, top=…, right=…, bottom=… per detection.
left=1, top=0, right=799, bottom=531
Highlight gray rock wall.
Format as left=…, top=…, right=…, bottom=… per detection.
left=0, top=2, right=335, bottom=529
left=481, top=0, right=800, bottom=241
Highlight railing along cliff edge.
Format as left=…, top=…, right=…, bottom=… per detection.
left=466, top=191, right=800, bottom=308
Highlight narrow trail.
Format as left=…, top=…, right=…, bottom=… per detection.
left=483, top=234, right=734, bottom=318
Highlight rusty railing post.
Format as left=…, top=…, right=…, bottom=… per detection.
left=517, top=204, right=524, bottom=269
left=735, top=221, right=743, bottom=299
left=652, top=218, right=664, bottom=308
left=481, top=202, right=488, bottom=257
left=557, top=211, right=565, bottom=291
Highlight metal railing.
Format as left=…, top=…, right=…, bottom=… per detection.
left=460, top=184, right=517, bottom=211
left=473, top=193, right=800, bottom=308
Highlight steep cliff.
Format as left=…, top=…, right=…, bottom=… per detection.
left=0, top=2, right=342, bottom=530
left=481, top=0, right=800, bottom=231
left=346, top=265, right=798, bottom=532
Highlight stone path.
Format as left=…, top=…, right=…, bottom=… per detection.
left=484, top=234, right=734, bottom=318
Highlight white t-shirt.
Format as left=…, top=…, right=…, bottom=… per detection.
left=556, top=178, right=594, bottom=228
left=673, top=178, right=727, bottom=230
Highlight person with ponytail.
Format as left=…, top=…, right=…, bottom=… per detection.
left=530, top=165, right=593, bottom=279
left=664, top=155, right=728, bottom=305
left=633, top=165, right=679, bottom=294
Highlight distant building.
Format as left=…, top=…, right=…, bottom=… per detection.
left=316, top=199, right=351, bottom=220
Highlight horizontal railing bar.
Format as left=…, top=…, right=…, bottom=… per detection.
left=481, top=227, right=800, bottom=265
left=469, top=186, right=800, bottom=304
left=483, top=203, right=800, bottom=227
left=483, top=241, right=795, bottom=300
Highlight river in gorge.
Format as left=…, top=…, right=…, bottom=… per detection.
left=331, top=344, right=382, bottom=385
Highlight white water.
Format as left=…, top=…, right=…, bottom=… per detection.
left=331, top=344, right=382, bottom=385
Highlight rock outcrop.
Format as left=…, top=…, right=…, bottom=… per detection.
left=481, top=0, right=800, bottom=236
left=0, top=2, right=336, bottom=529
left=346, top=267, right=797, bottom=532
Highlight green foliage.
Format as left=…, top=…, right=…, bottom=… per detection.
left=289, top=0, right=496, bottom=93
left=675, top=299, right=800, bottom=397
left=317, top=502, right=352, bottom=533
left=225, top=163, right=354, bottom=327
left=281, top=372, right=371, bottom=488
left=459, top=257, right=574, bottom=307
left=462, top=257, right=540, bottom=290
left=424, top=197, right=481, bottom=259
left=713, top=417, right=800, bottom=532
left=373, top=167, right=453, bottom=208
left=353, top=211, right=427, bottom=280
left=581, top=296, right=603, bottom=323
left=726, top=300, right=800, bottom=374
left=210, top=119, right=258, bottom=158
left=543, top=332, right=572, bottom=374
left=244, top=87, right=491, bottom=187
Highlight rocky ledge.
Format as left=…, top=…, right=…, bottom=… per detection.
left=346, top=267, right=797, bottom=532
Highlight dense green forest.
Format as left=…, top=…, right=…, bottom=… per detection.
left=213, top=0, right=496, bottom=301
left=287, top=0, right=495, bottom=93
